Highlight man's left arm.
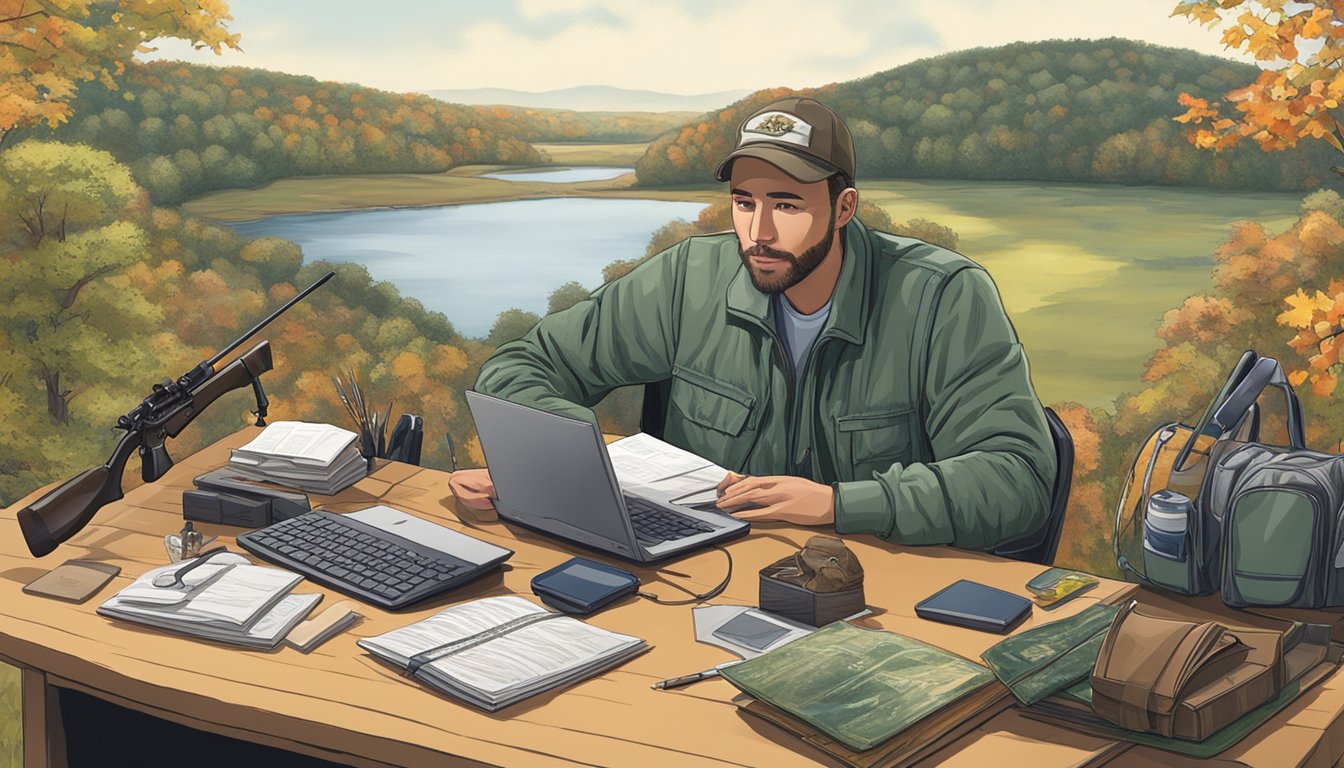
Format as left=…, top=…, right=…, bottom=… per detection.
left=831, top=267, right=1057, bottom=550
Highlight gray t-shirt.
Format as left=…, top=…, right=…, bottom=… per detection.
left=774, top=293, right=833, bottom=388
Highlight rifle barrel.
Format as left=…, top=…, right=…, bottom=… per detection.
left=206, top=270, right=335, bottom=369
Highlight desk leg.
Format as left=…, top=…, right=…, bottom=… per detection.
left=21, top=668, right=67, bottom=768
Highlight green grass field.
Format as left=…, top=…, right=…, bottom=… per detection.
left=859, top=179, right=1303, bottom=407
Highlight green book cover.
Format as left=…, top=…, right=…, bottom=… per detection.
left=718, top=622, right=994, bottom=752
left=981, top=602, right=1121, bottom=705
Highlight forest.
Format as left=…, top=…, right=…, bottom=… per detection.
left=33, top=62, right=685, bottom=205
left=636, top=38, right=1337, bottom=191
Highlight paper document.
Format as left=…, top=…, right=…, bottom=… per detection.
left=234, top=421, right=357, bottom=466
left=358, top=595, right=648, bottom=711
left=605, top=433, right=730, bottom=503
left=98, top=555, right=317, bottom=649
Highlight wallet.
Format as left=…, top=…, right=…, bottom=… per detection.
left=23, top=560, right=121, bottom=603
left=914, top=579, right=1032, bottom=634
left=530, top=557, right=639, bottom=615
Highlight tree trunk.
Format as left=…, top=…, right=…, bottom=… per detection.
left=44, top=372, right=71, bottom=426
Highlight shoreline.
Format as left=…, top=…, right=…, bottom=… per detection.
left=184, top=170, right=722, bottom=223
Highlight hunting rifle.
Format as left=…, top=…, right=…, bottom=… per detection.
left=17, top=271, right=335, bottom=557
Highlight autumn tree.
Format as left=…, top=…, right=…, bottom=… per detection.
left=1174, top=0, right=1344, bottom=162
left=0, top=0, right=240, bottom=147
left=0, top=140, right=170, bottom=429
left=1174, top=1, right=1344, bottom=400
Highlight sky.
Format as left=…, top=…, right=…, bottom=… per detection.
left=141, top=0, right=1258, bottom=96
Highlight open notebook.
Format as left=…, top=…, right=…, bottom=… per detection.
left=358, top=595, right=648, bottom=711
left=97, top=553, right=320, bottom=650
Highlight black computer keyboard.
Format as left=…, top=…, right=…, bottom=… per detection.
left=237, top=510, right=488, bottom=610
left=624, top=497, right=716, bottom=544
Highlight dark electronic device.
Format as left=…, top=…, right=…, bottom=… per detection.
left=189, top=467, right=311, bottom=526
left=914, top=579, right=1033, bottom=634
left=530, top=557, right=640, bottom=615
left=17, top=271, right=335, bottom=558
left=386, top=413, right=424, bottom=465
left=182, top=489, right=271, bottom=528
left=237, top=507, right=513, bottom=610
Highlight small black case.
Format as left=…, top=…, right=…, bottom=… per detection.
left=914, top=579, right=1032, bottom=634
left=530, top=557, right=639, bottom=616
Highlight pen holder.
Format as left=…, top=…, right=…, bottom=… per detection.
left=759, top=535, right=865, bottom=628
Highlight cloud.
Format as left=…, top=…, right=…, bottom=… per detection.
left=139, top=0, right=1257, bottom=95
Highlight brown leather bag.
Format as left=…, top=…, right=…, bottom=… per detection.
left=1090, top=601, right=1284, bottom=741
left=759, top=535, right=864, bottom=593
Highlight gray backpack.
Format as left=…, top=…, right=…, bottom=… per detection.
left=1116, top=352, right=1344, bottom=610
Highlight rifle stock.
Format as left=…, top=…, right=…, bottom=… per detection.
left=18, top=431, right=140, bottom=558
left=17, top=341, right=275, bottom=557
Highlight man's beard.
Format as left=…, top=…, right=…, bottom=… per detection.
left=738, top=220, right=837, bottom=294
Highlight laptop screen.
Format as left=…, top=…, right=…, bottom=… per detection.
left=465, top=391, right=636, bottom=553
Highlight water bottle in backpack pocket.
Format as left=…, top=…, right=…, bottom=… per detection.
left=1141, top=489, right=1198, bottom=594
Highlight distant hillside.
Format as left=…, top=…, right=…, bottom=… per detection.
left=47, top=62, right=545, bottom=204
left=424, top=85, right=750, bottom=113
left=636, top=38, right=1336, bottom=191
left=467, top=104, right=695, bottom=143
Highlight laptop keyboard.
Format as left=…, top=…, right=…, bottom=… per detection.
left=237, top=510, right=483, bottom=610
left=624, top=496, right=716, bottom=544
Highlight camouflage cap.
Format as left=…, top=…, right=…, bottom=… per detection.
left=713, top=97, right=856, bottom=184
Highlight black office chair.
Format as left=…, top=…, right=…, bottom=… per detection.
left=641, top=384, right=1074, bottom=565
left=992, top=407, right=1074, bottom=566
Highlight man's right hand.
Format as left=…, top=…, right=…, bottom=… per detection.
left=448, top=468, right=498, bottom=511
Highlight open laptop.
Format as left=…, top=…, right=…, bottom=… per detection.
left=465, top=390, right=749, bottom=563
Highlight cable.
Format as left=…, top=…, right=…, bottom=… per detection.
left=637, top=547, right=733, bottom=605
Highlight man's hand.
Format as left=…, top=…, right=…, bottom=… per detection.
left=448, top=468, right=498, bottom=511
left=715, top=471, right=835, bottom=526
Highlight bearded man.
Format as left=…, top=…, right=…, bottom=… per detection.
left=450, top=97, right=1056, bottom=551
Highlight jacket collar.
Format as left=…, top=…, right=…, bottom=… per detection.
left=725, top=217, right=871, bottom=345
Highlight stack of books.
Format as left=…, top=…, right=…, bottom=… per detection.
left=228, top=421, right=368, bottom=495
left=358, top=595, right=649, bottom=711
left=97, top=552, right=321, bottom=649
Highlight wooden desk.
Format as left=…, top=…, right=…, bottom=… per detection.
left=1, top=428, right=1342, bottom=768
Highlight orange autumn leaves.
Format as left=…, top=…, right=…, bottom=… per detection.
left=1280, top=281, right=1344, bottom=396
left=1174, top=1, right=1344, bottom=154
left=0, top=0, right=239, bottom=143
left=1174, top=1, right=1344, bottom=397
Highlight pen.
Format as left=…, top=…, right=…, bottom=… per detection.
left=651, top=659, right=745, bottom=690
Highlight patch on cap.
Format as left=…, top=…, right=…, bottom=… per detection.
left=741, top=111, right=812, bottom=148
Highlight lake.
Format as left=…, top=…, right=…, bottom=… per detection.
left=478, top=167, right=634, bottom=183
left=228, top=198, right=707, bottom=338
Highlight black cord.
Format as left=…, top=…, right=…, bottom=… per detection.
left=637, top=547, right=733, bottom=605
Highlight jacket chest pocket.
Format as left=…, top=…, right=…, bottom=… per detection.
left=835, top=409, right=911, bottom=480
left=666, top=365, right=760, bottom=467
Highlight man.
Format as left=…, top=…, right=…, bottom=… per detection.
left=450, top=97, right=1056, bottom=550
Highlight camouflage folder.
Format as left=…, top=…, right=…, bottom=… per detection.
left=719, top=622, right=997, bottom=752
left=980, top=602, right=1122, bottom=705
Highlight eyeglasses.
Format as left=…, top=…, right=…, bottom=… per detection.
left=152, top=546, right=232, bottom=588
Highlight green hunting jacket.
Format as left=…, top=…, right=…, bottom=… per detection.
left=474, top=218, right=1056, bottom=550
